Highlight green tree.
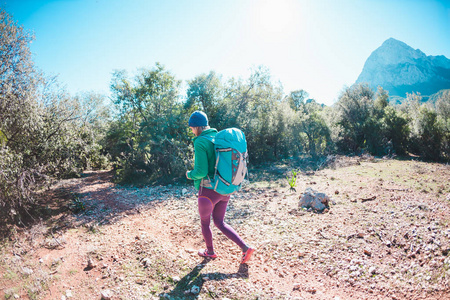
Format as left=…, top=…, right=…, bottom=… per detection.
left=286, top=89, right=309, bottom=111
left=299, top=101, right=332, bottom=158
left=334, top=83, right=382, bottom=154
left=0, top=9, right=42, bottom=221
left=401, top=92, right=444, bottom=160
left=217, top=66, right=288, bottom=163
left=436, top=92, right=450, bottom=160
left=0, top=9, right=109, bottom=222
left=0, top=9, right=40, bottom=151
left=185, top=71, right=222, bottom=125
left=374, top=86, right=389, bottom=110
left=381, top=106, right=409, bottom=155
left=107, top=63, right=189, bottom=183
left=413, top=107, right=443, bottom=160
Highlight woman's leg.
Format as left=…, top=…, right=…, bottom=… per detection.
left=212, top=198, right=248, bottom=251
left=198, top=195, right=215, bottom=254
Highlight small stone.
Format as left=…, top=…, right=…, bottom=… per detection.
left=65, top=290, right=72, bottom=298
left=350, top=271, right=361, bottom=277
left=87, top=258, right=96, bottom=269
left=101, top=289, right=113, bottom=300
left=172, top=276, right=181, bottom=282
left=369, top=266, right=377, bottom=274
left=182, top=188, right=188, bottom=196
left=142, top=258, right=151, bottom=267
left=364, top=249, right=372, bottom=256
left=22, top=267, right=33, bottom=276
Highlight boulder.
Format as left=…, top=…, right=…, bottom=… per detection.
left=299, top=188, right=330, bottom=211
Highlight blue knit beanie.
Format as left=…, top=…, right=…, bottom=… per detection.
left=188, top=111, right=208, bottom=127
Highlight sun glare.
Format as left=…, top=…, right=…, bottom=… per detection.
left=253, top=0, right=298, bottom=36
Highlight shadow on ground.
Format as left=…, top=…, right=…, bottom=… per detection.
left=165, top=258, right=249, bottom=299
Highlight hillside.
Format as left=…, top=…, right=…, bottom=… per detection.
left=356, top=38, right=450, bottom=99
left=0, top=157, right=449, bottom=299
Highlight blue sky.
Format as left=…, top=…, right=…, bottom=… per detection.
left=3, top=0, right=450, bottom=105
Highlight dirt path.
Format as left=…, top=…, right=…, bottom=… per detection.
left=1, top=157, right=449, bottom=299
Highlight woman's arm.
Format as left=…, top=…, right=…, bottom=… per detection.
left=186, top=139, right=209, bottom=180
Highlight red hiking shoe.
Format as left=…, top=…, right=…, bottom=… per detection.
left=241, top=247, right=255, bottom=264
left=198, top=249, right=218, bottom=259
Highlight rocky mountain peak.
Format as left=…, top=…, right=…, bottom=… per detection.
left=356, top=38, right=450, bottom=98
left=373, top=38, right=426, bottom=65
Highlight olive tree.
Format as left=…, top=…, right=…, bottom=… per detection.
left=185, top=71, right=223, bottom=126
left=0, top=9, right=109, bottom=223
left=436, top=92, right=450, bottom=160
left=334, top=83, right=381, bottom=154
left=0, top=9, right=42, bottom=221
left=107, top=64, right=189, bottom=183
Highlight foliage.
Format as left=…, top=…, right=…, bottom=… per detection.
left=0, top=9, right=109, bottom=223
left=381, top=106, right=410, bottom=155
left=297, top=101, right=332, bottom=158
left=409, top=106, right=444, bottom=160
left=334, top=83, right=381, bottom=154
left=286, top=170, right=298, bottom=191
left=286, top=89, right=309, bottom=111
left=436, top=92, right=450, bottom=160
left=214, top=66, right=290, bottom=163
left=106, top=64, right=190, bottom=183
left=185, top=71, right=222, bottom=126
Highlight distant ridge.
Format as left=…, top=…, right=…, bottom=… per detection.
left=355, top=38, right=450, bottom=100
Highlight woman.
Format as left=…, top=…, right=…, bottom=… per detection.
left=186, top=111, right=254, bottom=264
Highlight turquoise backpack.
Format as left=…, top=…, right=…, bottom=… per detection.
left=200, top=128, right=248, bottom=195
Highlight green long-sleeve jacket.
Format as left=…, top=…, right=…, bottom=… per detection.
left=186, top=128, right=218, bottom=190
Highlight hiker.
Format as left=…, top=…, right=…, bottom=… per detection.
left=186, top=111, right=254, bottom=264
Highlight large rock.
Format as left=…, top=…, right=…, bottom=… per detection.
left=299, top=188, right=330, bottom=211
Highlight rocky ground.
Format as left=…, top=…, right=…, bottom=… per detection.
left=0, top=156, right=449, bottom=300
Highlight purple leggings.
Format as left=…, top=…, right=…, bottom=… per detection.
left=198, top=188, right=246, bottom=254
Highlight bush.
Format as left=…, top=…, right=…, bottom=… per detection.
left=0, top=9, right=110, bottom=223
left=106, top=64, right=190, bottom=183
